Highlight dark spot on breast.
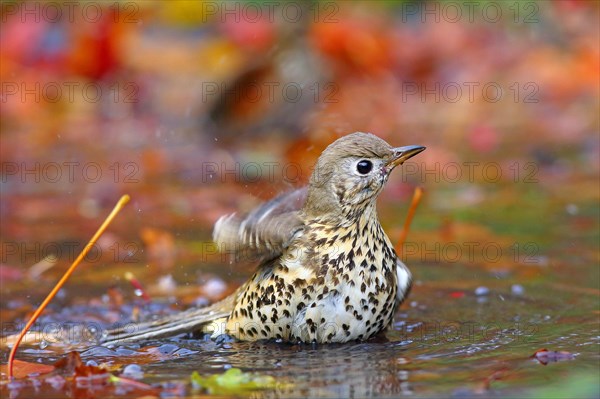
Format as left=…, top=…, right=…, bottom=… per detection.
left=347, top=260, right=355, bottom=271
left=293, top=278, right=306, bottom=288
left=327, top=234, right=339, bottom=245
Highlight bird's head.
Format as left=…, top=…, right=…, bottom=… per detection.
left=304, top=132, right=425, bottom=221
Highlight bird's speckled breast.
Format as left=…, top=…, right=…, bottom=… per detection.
left=226, top=205, right=403, bottom=343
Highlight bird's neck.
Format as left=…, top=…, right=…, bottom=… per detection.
left=302, top=201, right=397, bottom=279
left=304, top=182, right=380, bottom=225
left=307, top=201, right=380, bottom=231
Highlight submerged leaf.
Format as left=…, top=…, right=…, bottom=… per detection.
left=190, top=368, right=279, bottom=394
left=0, top=359, right=55, bottom=379
left=531, top=348, right=576, bottom=365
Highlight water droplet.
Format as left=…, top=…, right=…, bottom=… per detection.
left=122, top=364, right=143, bottom=379
left=511, top=284, right=525, bottom=295
left=157, top=344, right=179, bottom=355
left=566, top=203, right=578, bottom=215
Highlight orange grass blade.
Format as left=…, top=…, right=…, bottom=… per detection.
left=7, top=195, right=131, bottom=379
left=125, top=271, right=151, bottom=302
left=395, top=187, right=423, bottom=256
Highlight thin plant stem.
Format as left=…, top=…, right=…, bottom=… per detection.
left=7, top=195, right=131, bottom=379
left=396, top=187, right=423, bottom=256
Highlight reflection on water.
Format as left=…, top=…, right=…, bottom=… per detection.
left=68, top=276, right=595, bottom=398
left=146, top=339, right=413, bottom=398
left=3, top=199, right=599, bottom=398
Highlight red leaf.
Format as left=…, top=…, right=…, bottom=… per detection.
left=0, top=359, right=54, bottom=379
left=531, top=348, right=576, bottom=365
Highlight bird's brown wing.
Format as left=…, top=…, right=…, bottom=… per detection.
left=100, top=190, right=306, bottom=346
left=213, top=188, right=307, bottom=261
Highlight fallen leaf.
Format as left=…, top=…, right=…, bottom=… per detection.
left=0, top=359, right=54, bottom=379
left=531, top=348, right=576, bottom=365
left=190, top=367, right=281, bottom=394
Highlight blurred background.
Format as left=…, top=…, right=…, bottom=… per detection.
left=1, top=1, right=598, bottom=397
left=1, top=0, right=597, bottom=257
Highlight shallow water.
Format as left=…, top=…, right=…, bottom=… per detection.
left=2, top=182, right=598, bottom=398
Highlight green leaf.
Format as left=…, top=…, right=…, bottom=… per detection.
left=190, top=368, right=281, bottom=394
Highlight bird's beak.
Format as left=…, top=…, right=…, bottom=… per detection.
left=387, top=145, right=426, bottom=168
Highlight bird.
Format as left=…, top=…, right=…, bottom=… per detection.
left=102, top=132, right=425, bottom=345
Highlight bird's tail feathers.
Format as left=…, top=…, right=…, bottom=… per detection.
left=101, top=294, right=235, bottom=346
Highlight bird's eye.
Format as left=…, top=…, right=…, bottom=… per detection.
left=356, top=160, right=373, bottom=175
